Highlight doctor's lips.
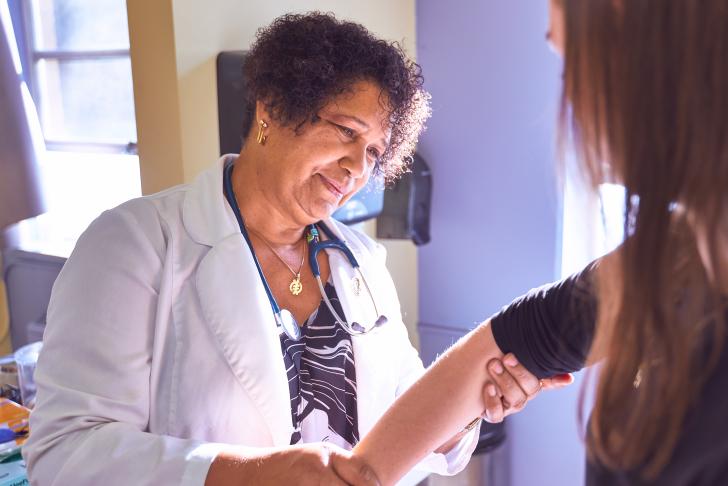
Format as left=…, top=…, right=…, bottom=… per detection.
left=319, top=174, right=351, bottom=198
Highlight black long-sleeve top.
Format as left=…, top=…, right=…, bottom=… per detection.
left=490, top=263, right=728, bottom=485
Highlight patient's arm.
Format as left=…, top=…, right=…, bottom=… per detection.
left=431, top=352, right=573, bottom=454
left=354, top=262, right=598, bottom=485
left=354, top=322, right=502, bottom=485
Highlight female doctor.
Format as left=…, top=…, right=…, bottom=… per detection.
left=23, top=13, right=560, bottom=486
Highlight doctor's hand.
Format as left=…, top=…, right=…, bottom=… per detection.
left=205, top=443, right=380, bottom=486
left=481, top=353, right=574, bottom=423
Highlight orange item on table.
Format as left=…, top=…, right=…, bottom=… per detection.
left=0, top=399, right=30, bottom=447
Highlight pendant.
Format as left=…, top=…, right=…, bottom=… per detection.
left=289, top=274, right=303, bottom=296
left=351, top=276, right=362, bottom=296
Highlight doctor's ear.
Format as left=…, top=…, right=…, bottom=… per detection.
left=252, top=100, right=274, bottom=146
left=254, top=100, right=273, bottom=123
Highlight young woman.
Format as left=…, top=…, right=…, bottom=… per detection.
left=353, top=1, right=728, bottom=484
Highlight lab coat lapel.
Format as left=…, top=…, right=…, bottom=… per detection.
left=195, top=233, right=293, bottom=446
left=185, top=157, right=292, bottom=446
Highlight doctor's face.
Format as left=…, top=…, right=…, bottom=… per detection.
left=256, top=80, right=391, bottom=225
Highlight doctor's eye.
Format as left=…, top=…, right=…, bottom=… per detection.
left=367, top=146, right=381, bottom=161
left=336, top=124, right=356, bottom=139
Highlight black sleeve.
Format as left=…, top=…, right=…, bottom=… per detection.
left=490, top=261, right=598, bottom=379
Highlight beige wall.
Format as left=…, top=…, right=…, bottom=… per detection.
left=127, top=0, right=420, bottom=345
left=127, top=0, right=185, bottom=196
left=0, top=265, right=11, bottom=354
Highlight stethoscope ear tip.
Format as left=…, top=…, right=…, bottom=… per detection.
left=349, top=315, right=388, bottom=334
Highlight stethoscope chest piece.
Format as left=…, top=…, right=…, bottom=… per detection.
left=276, top=309, right=302, bottom=341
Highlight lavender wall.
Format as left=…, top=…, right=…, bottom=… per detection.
left=416, top=0, right=585, bottom=485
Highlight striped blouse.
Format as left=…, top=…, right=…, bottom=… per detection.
left=279, top=282, right=360, bottom=449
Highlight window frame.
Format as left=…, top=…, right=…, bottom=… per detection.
left=17, top=0, right=137, bottom=155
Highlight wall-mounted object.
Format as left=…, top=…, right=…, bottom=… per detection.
left=376, top=153, right=432, bottom=245
left=216, top=50, right=250, bottom=156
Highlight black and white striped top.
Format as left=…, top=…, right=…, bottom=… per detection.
left=280, top=282, right=360, bottom=449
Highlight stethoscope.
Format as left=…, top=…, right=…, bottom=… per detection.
left=223, top=162, right=388, bottom=341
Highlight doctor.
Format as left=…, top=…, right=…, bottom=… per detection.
left=24, top=13, right=548, bottom=486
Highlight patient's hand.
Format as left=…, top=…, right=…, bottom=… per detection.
left=481, top=354, right=573, bottom=423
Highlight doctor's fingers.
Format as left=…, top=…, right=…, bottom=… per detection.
left=501, top=354, right=543, bottom=396
left=482, top=382, right=506, bottom=423
left=328, top=449, right=381, bottom=486
left=499, top=354, right=575, bottom=394
left=277, top=444, right=358, bottom=486
left=540, top=373, right=575, bottom=390
left=487, top=358, right=529, bottom=411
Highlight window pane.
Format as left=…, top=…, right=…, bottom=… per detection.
left=33, top=0, right=129, bottom=50
left=37, top=57, right=137, bottom=143
left=17, top=151, right=141, bottom=258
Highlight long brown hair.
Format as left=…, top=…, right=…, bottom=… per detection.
left=559, top=0, right=728, bottom=478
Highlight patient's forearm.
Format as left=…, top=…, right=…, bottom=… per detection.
left=354, top=321, right=502, bottom=485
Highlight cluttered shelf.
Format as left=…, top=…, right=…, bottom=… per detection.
left=0, top=341, right=42, bottom=486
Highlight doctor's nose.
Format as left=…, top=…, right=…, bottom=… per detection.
left=340, top=143, right=371, bottom=179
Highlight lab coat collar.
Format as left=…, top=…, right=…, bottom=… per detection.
left=182, top=155, right=240, bottom=247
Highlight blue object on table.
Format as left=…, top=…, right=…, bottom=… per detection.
left=0, top=430, right=15, bottom=445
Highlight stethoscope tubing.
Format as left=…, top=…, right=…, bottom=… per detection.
left=222, top=162, right=385, bottom=339
left=223, top=162, right=284, bottom=316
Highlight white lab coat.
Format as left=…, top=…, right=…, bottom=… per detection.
left=23, top=156, right=479, bottom=486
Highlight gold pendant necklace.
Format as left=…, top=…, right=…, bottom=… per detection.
left=289, top=273, right=303, bottom=296
left=247, top=226, right=306, bottom=296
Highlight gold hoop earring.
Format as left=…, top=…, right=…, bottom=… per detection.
left=256, top=120, right=268, bottom=145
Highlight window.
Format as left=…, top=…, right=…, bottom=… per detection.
left=560, top=165, right=626, bottom=277
left=14, top=0, right=141, bottom=257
